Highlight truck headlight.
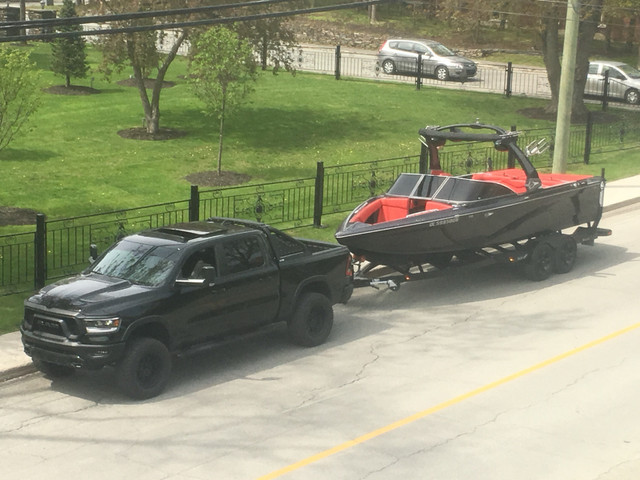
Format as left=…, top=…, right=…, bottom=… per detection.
left=83, top=317, right=121, bottom=334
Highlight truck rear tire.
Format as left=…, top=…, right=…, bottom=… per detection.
left=288, top=293, right=333, bottom=347
left=117, top=337, right=172, bottom=400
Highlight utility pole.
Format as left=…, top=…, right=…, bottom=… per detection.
left=552, top=0, right=581, bottom=173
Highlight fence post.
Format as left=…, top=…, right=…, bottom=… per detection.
left=416, top=54, right=422, bottom=90
left=34, top=213, right=46, bottom=290
left=583, top=111, right=592, bottom=165
left=189, top=185, right=200, bottom=221
left=505, top=62, right=513, bottom=98
left=313, top=161, right=325, bottom=228
left=602, top=70, right=609, bottom=111
left=507, top=125, right=516, bottom=168
left=335, top=45, right=341, bottom=80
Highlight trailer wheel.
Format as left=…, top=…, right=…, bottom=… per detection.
left=524, top=241, right=554, bottom=281
left=117, top=337, right=172, bottom=400
left=288, top=293, right=333, bottom=347
left=553, top=236, right=577, bottom=274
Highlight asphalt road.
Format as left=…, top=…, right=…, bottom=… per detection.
left=1, top=205, right=639, bottom=480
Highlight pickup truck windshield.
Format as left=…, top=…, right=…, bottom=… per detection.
left=91, top=240, right=181, bottom=287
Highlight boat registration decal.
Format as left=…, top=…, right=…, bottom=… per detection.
left=427, top=217, right=459, bottom=228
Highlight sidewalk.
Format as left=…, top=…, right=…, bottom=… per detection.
left=2, top=174, right=640, bottom=383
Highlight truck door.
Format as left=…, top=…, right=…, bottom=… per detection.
left=171, top=244, right=230, bottom=345
left=213, top=234, right=280, bottom=332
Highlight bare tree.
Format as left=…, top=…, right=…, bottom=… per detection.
left=97, top=0, right=193, bottom=135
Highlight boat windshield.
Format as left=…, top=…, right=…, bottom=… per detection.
left=387, top=173, right=514, bottom=202
left=433, top=177, right=514, bottom=202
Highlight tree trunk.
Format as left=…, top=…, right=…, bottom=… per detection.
left=65, top=74, right=71, bottom=88
left=261, top=34, right=268, bottom=71
left=128, top=31, right=186, bottom=135
left=20, top=0, right=26, bottom=44
left=217, top=95, right=226, bottom=175
left=540, top=16, right=561, bottom=114
left=540, top=0, right=603, bottom=120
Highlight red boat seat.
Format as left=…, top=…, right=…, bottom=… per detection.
left=351, top=197, right=454, bottom=224
left=350, top=197, right=410, bottom=223
left=473, top=169, right=591, bottom=192
left=471, top=169, right=527, bottom=193
left=538, top=173, right=591, bottom=187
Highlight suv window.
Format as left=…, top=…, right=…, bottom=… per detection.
left=588, top=64, right=599, bottom=75
left=218, top=235, right=265, bottom=276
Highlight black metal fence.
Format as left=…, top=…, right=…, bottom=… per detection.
left=1, top=118, right=639, bottom=296
left=297, top=45, right=640, bottom=110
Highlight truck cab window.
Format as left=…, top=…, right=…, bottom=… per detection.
left=181, top=247, right=217, bottom=279
left=219, top=236, right=265, bottom=275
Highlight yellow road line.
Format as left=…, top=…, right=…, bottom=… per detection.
left=257, top=322, right=640, bottom=480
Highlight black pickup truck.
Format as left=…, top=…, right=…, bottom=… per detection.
left=21, top=218, right=353, bottom=399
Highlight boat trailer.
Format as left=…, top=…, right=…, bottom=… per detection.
left=353, top=225, right=612, bottom=291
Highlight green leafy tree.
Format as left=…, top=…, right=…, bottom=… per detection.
left=0, top=47, right=41, bottom=153
left=189, top=27, right=258, bottom=174
left=51, top=0, right=89, bottom=88
left=234, top=15, right=298, bottom=73
left=604, top=0, right=640, bottom=65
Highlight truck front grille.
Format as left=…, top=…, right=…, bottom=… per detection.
left=26, top=309, right=83, bottom=339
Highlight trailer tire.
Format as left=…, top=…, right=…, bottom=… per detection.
left=288, top=293, right=333, bottom=347
left=117, top=337, right=172, bottom=400
left=553, top=236, right=577, bottom=274
left=524, top=241, right=554, bottom=281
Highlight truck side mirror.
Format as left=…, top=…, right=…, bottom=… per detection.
left=201, top=265, right=216, bottom=286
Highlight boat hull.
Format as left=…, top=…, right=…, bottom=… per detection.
left=335, top=179, right=603, bottom=266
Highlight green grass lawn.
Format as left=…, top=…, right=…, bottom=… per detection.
left=0, top=42, right=638, bottom=333
left=2, top=43, right=566, bottom=222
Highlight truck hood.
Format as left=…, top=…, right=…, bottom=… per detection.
left=29, top=273, right=155, bottom=312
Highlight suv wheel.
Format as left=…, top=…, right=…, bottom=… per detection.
left=381, top=59, right=396, bottom=75
left=117, top=337, right=172, bottom=400
left=435, top=66, right=449, bottom=81
left=288, top=293, right=333, bottom=347
left=625, top=88, right=639, bottom=104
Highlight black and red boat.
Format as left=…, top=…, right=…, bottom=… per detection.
left=335, top=122, right=610, bottom=281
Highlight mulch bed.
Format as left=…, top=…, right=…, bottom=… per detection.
left=0, top=207, right=40, bottom=226
left=44, top=85, right=100, bottom=95
left=184, top=171, right=251, bottom=187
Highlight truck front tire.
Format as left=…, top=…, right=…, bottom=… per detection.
left=288, top=293, right=333, bottom=347
left=117, top=337, right=172, bottom=400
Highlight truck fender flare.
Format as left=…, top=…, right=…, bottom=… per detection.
left=121, top=316, right=172, bottom=349
left=292, top=276, right=332, bottom=304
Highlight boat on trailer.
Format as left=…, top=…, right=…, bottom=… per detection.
left=335, top=122, right=611, bottom=282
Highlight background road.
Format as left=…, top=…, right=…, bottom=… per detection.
left=1, top=204, right=639, bottom=480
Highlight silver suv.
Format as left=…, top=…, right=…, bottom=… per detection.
left=585, top=60, right=640, bottom=104
left=377, top=38, right=477, bottom=81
